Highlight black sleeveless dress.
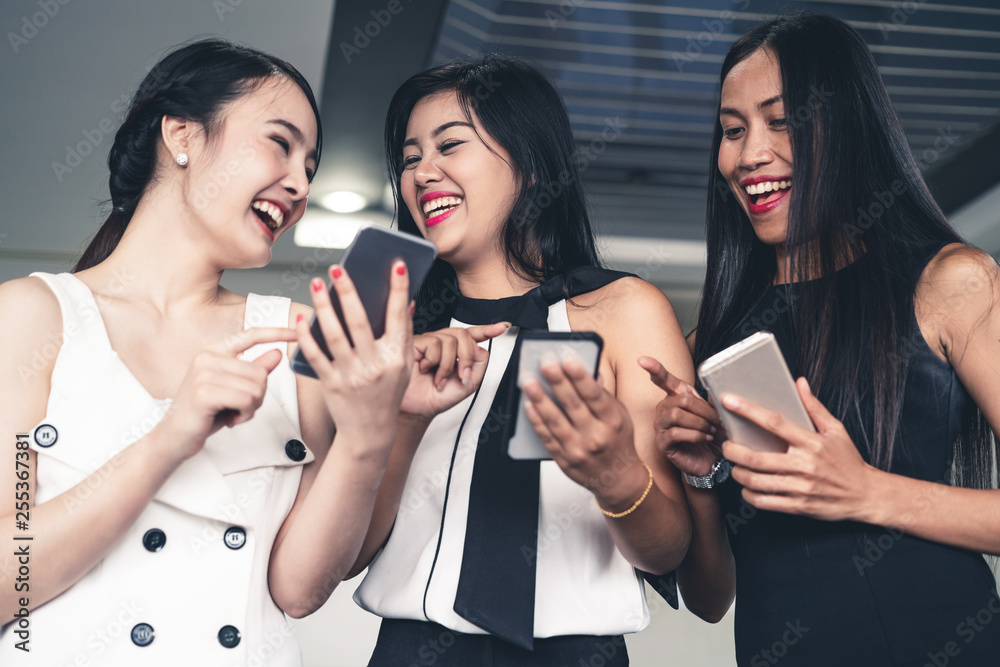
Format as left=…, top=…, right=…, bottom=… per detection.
left=714, top=247, right=1000, bottom=666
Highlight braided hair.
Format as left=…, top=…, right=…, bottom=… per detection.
left=74, top=39, right=322, bottom=272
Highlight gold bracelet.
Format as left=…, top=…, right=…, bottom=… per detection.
left=596, top=462, right=654, bottom=519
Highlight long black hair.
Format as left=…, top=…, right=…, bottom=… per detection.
left=695, top=11, right=994, bottom=484
left=75, top=38, right=322, bottom=272
left=384, top=54, right=601, bottom=331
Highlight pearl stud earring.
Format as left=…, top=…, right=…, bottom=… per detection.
left=176, top=153, right=189, bottom=167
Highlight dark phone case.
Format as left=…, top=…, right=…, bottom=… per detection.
left=502, top=330, right=604, bottom=460
left=290, top=226, right=437, bottom=378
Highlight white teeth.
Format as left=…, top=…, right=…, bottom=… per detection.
left=744, top=180, right=791, bottom=196
left=252, top=200, right=284, bottom=230
left=422, top=196, right=462, bottom=217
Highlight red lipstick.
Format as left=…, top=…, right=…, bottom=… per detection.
left=420, top=190, right=459, bottom=203
left=420, top=191, right=462, bottom=227
left=739, top=175, right=792, bottom=216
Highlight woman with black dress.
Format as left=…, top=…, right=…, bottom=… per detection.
left=639, top=12, right=1000, bottom=666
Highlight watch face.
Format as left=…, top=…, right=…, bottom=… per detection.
left=34, top=424, right=58, bottom=448
left=714, top=459, right=732, bottom=484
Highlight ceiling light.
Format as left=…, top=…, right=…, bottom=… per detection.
left=294, top=208, right=393, bottom=249
left=320, top=191, right=368, bottom=213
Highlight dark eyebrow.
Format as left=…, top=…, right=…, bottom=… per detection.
left=402, top=120, right=475, bottom=149
left=267, top=119, right=317, bottom=162
left=759, top=95, right=783, bottom=110
left=719, top=95, right=784, bottom=118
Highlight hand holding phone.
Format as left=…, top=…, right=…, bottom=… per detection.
left=507, top=332, right=603, bottom=460
left=697, top=331, right=814, bottom=453
left=291, top=226, right=437, bottom=378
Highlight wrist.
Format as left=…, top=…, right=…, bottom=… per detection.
left=398, top=412, right=433, bottom=429
left=333, top=422, right=397, bottom=463
left=854, top=464, right=891, bottom=525
left=140, top=427, right=190, bottom=479
left=148, top=419, right=202, bottom=467
left=681, top=458, right=731, bottom=489
left=594, top=462, right=654, bottom=517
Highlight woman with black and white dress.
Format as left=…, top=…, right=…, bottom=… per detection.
left=346, top=55, right=695, bottom=666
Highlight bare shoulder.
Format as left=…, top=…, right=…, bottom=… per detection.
left=916, top=243, right=1000, bottom=311
left=568, top=276, right=691, bottom=381
left=915, top=243, right=1000, bottom=361
left=0, top=276, right=62, bottom=340
left=569, top=276, right=677, bottom=333
left=0, top=277, right=63, bottom=408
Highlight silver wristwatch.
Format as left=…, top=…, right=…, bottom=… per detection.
left=681, top=458, right=732, bottom=489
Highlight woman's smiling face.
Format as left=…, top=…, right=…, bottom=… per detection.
left=175, top=76, right=317, bottom=268
left=399, top=91, right=519, bottom=270
left=717, top=48, right=793, bottom=247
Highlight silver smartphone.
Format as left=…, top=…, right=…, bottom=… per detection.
left=290, top=225, right=437, bottom=378
left=697, top=331, right=813, bottom=453
left=506, top=331, right=603, bottom=460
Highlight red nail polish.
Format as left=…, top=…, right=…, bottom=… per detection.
left=311, top=278, right=323, bottom=292
left=296, top=313, right=304, bottom=323
left=331, top=266, right=343, bottom=280
left=396, top=263, right=406, bottom=276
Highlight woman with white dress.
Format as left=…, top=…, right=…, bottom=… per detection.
left=0, top=39, right=488, bottom=665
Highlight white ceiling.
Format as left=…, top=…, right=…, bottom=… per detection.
left=3, top=0, right=997, bottom=331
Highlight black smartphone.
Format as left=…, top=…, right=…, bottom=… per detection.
left=505, top=331, right=604, bottom=460
left=290, top=226, right=437, bottom=378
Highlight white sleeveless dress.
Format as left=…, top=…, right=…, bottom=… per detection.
left=0, top=272, right=313, bottom=666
